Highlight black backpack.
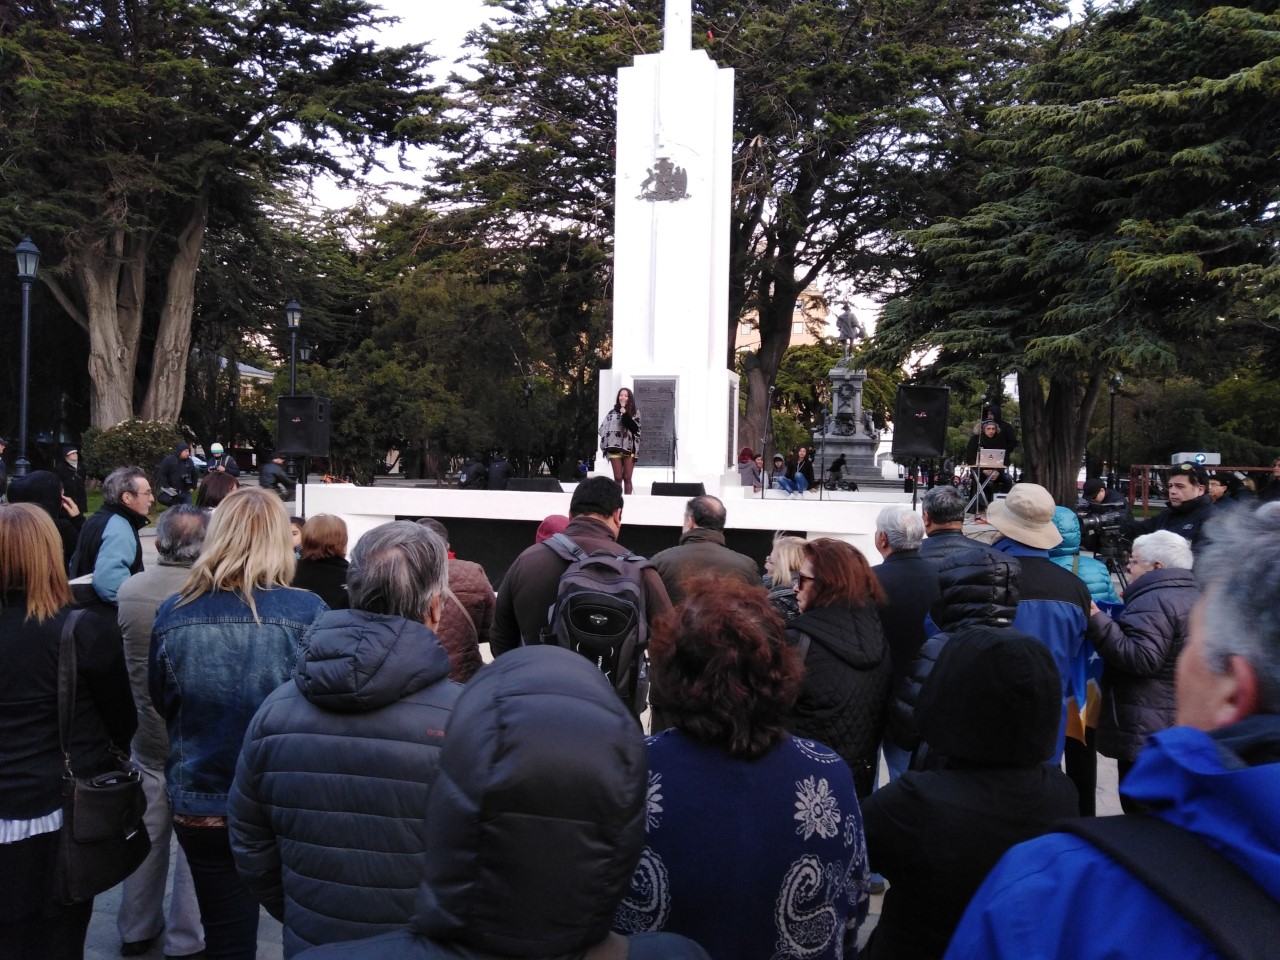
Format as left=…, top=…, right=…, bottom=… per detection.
left=538, top=533, right=650, bottom=717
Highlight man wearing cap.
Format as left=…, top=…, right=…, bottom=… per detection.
left=1128, top=462, right=1215, bottom=549
left=207, top=442, right=241, bottom=477
left=1205, top=472, right=1240, bottom=513
left=156, top=442, right=198, bottom=505
left=984, top=483, right=1092, bottom=766
left=55, top=444, right=88, bottom=515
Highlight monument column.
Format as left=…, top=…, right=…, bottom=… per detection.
left=602, top=0, right=735, bottom=491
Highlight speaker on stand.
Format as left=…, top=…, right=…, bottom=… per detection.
left=892, top=385, right=950, bottom=510
left=277, top=396, right=330, bottom=519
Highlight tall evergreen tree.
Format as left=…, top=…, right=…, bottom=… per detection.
left=0, top=0, right=443, bottom=428
left=872, top=0, right=1280, bottom=502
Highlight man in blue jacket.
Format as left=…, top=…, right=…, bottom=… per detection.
left=983, top=483, right=1091, bottom=765
left=945, top=503, right=1280, bottom=959
left=69, top=465, right=154, bottom=604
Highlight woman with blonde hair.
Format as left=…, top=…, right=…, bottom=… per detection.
left=0, top=504, right=135, bottom=959
left=291, top=513, right=350, bottom=609
left=150, top=487, right=327, bottom=960
left=763, top=534, right=806, bottom=623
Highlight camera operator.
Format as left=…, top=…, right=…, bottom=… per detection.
left=1126, top=462, right=1215, bottom=552
left=1080, top=478, right=1127, bottom=513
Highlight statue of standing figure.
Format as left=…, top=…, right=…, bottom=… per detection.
left=836, top=305, right=866, bottom=362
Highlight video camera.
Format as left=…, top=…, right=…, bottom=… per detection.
left=1073, top=505, right=1130, bottom=560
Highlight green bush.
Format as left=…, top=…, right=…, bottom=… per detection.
left=81, top=420, right=185, bottom=484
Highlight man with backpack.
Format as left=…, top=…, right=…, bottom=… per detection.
left=490, top=477, right=672, bottom=712
left=944, top=503, right=1280, bottom=960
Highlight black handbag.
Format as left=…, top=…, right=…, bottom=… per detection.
left=53, top=609, right=151, bottom=904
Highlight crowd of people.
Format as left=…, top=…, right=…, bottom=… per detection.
left=2, top=461, right=1279, bottom=960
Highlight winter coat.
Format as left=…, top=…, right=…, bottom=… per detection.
left=887, top=547, right=1020, bottom=752
left=874, top=550, right=941, bottom=701
left=991, top=538, right=1092, bottom=762
left=291, top=555, right=350, bottom=609
left=599, top=407, right=641, bottom=456
left=863, top=630, right=1076, bottom=960
left=69, top=501, right=149, bottom=604
left=157, top=445, right=197, bottom=500
left=1087, top=566, right=1197, bottom=762
left=1128, top=491, right=1217, bottom=550
left=614, top=731, right=869, bottom=960
left=436, top=558, right=492, bottom=682
left=229, top=609, right=460, bottom=957
left=289, top=647, right=709, bottom=960
left=490, top=515, right=671, bottom=656
left=918, top=528, right=998, bottom=568
left=1049, top=506, right=1121, bottom=604
left=945, top=715, right=1280, bottom=960
left=786, top=602, right=891, bottom=798
left=55, top=455, right=88, bottom=515
left=7, top=469, right=84, bottom=568
left=649, top=527, right=759, bottom=605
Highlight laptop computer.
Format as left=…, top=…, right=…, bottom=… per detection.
left=977, top=448, right=1005, bottom=468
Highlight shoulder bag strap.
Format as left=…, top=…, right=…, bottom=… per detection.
left=445, top=588, right=478, bottom=645
left=1060, top=815, right=1280, bottom=960
left=57, top=608, right=86, bottom=779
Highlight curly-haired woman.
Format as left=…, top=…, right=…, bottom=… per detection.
left=612, top=577, right=868, bottom=960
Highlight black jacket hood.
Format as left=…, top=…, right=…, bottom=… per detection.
left=789, top=602, right=885, bottom=669
left=930, top=546, right=1021, bottom=631
left=295, top=609, right=453, bottom=713
left=413, top=646, right=647, bottom=958
left=917, top=624, right=1062, bottom=765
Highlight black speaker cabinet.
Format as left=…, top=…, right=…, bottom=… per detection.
left=508, top=478, right=565, bottom=492
left=277, top=396, right=331, bottom=458
left=650, top=482, right=707, bottom=498
left=892, top=385, right=950, bottom=459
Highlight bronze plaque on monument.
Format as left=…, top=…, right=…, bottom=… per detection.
left=634, top=378, right=677, bottom=467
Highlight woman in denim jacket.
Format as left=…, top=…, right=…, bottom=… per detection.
left=150, top=487, right=327, bottom=960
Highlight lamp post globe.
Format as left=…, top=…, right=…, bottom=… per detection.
left=14, top=237, right=41, bottom=478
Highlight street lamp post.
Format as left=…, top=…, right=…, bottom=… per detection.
left=285, top=300, right=301, bottom=481
left=286, top=299, right=301, bottom=395
left=1108, top=373, right=1124, bottom=490
left=14, top=237, right=41, bottom=478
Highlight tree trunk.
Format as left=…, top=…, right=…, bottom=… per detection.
left=141, top=200, right=208, bottom=423
left=740, top=283, right=801, bottom=462
left=79, top=230, right=147, bottom=429
left=1018, top=370, right=1104, bottom=505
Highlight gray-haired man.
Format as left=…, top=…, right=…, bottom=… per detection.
left=116, top=505, right=209, bottom=958
left=229, top=521, right=461, bottom=957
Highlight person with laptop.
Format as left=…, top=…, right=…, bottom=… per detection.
left=965, top=419, right=1011, bottom=499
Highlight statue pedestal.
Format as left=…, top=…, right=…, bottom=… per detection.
left=810, top=363, right=884, bottom=487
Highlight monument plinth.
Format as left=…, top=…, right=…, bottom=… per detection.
left=601, top=0, right=735, bottom=491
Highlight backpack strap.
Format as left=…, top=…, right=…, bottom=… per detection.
left=1059, top=815, right=1280, bottom=960
left=543, top=532, right=589, bottom=564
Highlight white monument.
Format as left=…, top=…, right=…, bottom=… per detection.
left=600, top=0, right=736, bottom=492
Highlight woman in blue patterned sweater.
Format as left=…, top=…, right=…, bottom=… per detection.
left=613, top=576, right=869, bottom=960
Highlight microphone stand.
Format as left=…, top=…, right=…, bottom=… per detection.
left=760, top=385, right=776, bottom=500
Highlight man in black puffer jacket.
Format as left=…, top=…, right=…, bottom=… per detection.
left=888, top=546, right=1034, bottom=765
left=229, top=521, right=461, bottom=958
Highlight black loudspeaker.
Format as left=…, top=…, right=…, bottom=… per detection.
left=277, top=396, right=330, bottom=457
left=508, top=478, right=564, bottom=492
left=892, top=385, right=950, bottom=458
left=651, top=482, right=706, bottom=498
